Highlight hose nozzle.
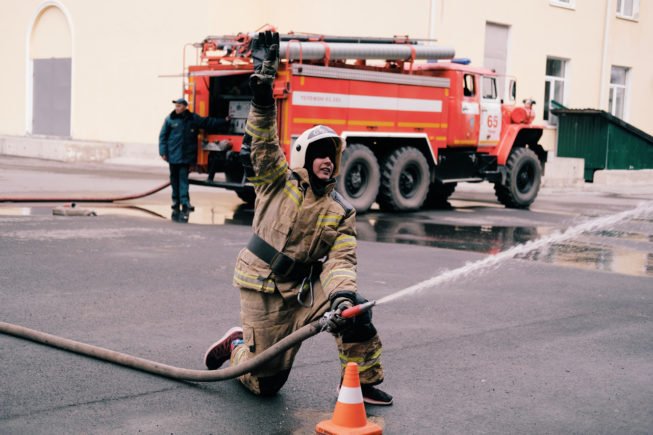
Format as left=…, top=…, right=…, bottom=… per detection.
left=340, top=300, right=376, bottom=319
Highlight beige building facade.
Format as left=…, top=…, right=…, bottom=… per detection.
left=0, top=0, right=650, bottom=166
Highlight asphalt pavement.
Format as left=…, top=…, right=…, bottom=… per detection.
left=1, top=156, right=652, bottom=434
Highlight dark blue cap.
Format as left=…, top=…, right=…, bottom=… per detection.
left=172, top=98, right=188, bottom=105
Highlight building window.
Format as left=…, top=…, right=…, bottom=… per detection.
left=609, top=66, right=629, bottom=119
left=617, top=0, right=639, bottom=19
left=544, top=57, right=567, bottom=125
left=550, top=0, right=575, bottom=9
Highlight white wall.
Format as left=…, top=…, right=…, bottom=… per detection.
left=0, top=0, right=651, bottom=150
left=30, top=5, right=71, bottom=58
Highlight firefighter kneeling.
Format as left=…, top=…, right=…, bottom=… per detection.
left=203, top=31, right=392, bottom=406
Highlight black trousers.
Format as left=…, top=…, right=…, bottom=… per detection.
left=168, top=164, right=190, bottom=206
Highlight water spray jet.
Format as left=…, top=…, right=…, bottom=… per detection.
left=376, top=201, right=653, bottom=306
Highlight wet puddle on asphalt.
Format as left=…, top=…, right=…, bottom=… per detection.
left=1, top=202, right=651, bottom=278
left=355, top=215, right=653, bottom=277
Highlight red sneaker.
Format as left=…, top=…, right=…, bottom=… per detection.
left=203, top=326, right=243, bottom=370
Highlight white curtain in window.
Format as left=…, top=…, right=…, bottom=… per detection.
left=544, top=58, right=567, bottom=124
left=609, top=66, right=628, bottom=119
left=617, top=0, right=640, bottom=18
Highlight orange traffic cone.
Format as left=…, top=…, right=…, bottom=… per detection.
left=316, top=362, right=383, bottom=435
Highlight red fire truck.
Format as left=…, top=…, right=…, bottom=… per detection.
left=185, top=29, right=547, bottom=212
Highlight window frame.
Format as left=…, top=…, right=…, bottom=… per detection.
left=608, top=65, right=630, bottom=120
left=616, top=0, right=639, bottom=20
left=543, top=57, right=568, bottom=126
left=463, top=73, right=476, bottom=98
left=481, top=76, right=498, bottom=101
left=549, top=0, right=576, bottom=10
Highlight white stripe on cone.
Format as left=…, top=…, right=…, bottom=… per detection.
left=337, top=385, right=364, bottom=404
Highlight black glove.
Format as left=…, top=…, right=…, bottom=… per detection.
left=249, top=31, right=279, bottom=107
left=325, top=291, right=356, bottom=335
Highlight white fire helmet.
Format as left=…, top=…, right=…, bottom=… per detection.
left=291, top=125, right=345, bottom=176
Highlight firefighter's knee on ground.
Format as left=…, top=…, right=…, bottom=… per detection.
left=241, top=369, right=291, bottom=396
left=257, top=370, right=291, bottom=396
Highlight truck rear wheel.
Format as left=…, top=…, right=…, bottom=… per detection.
left=494, top=147, right=542, bottom=209
left=424, top=181, right=457, bottom=209
left=336, top=144, right=380, bottom=213
left=378, top=147, right=430, bottom=211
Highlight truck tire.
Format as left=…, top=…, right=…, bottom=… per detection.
left=225, top=165, right=256, bottom=205
left=378, top=147, right=430, bottom=211
left=494, top=147, right=542, bottom=209
left=424, top=181, right=457, bottom=209
left=336, top=144, right=380, bottom=213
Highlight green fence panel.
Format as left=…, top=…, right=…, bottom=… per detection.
left=553, top=108, right=653, bottom=182
left=606, top=123, right=653, bottom=171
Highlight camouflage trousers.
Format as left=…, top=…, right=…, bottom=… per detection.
left=230, top=279, right=384, bottom=396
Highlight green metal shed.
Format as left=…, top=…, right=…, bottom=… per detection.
left=552, top=108, right=653, bottom=182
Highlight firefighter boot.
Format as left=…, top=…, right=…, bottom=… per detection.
left=361, top=384, right=394, bottom=406
left=337, top=382, right=393, bottom=406
left=204, top=326, right=243, bottom=370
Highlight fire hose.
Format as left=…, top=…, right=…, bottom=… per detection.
left=0, top=181, right=171, bottom=203
left=0, top=301, right=375, bottom=382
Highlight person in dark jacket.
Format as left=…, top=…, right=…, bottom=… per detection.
left=159, top=98, right=229, bottom=212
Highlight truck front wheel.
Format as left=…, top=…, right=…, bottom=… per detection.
left=336, top=144, right=380, bottom=213
left=378, top=147, right=430, bottom=211
left=494, top=147, right=542, bottom=209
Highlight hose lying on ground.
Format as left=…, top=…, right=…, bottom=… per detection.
left=0, top=319, right=323, bottom=382
left=0, top=182, right=171, bottom=203
left=0, top=304, right=373, bottom=382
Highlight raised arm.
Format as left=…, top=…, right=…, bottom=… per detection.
left=239, top=31, right=287, bottom=193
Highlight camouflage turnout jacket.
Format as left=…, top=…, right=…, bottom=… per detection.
left=232, top=104, right=357, bottom=300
